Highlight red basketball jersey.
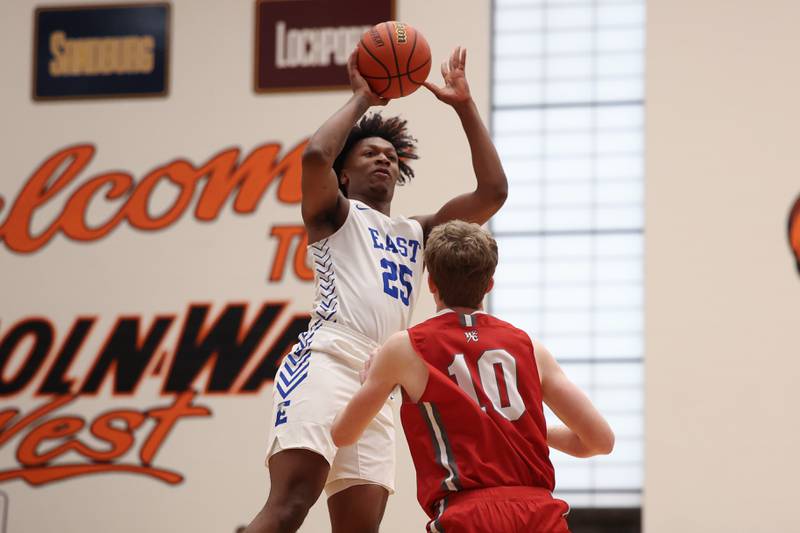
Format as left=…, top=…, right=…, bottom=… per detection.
left=400, top=310, right=555, bottom=516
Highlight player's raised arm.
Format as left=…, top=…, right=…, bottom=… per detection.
left=414, top=46, right=508, bottom=236
left=301, top=52, right=389, bottom=233
left=535, top=340, right=615, bottom=458
left=332, top=332, right=428, bottom=447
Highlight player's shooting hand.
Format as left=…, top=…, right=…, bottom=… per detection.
left=423, top=46, right=472, bottom=109
left=348, top=50, right=390, bottom=107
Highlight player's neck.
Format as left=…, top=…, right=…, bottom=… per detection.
left=437, top=303, right=483, bottom=315
left=349, top=194, right=391, bottom=216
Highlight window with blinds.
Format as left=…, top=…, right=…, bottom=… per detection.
left=489, top=0, right=645, bottom=508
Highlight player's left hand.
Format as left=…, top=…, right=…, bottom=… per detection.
left=348, top=50, right=390, bottom=107
left=423, top=46, right=472, bottom=108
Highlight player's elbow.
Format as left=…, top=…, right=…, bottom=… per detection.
left=597, top=432, right=615, bottom=455
left=484, top=178, right=508, bottom=209
left=495, top=177, right=509, bottom=205
left=588, top=429, right=615, bottom=456
left=330, top=422, right=355, bottom=448
left=302, top=144, right=335, bottom=167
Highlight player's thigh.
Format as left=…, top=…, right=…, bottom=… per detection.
left=325, top=398, right=396, bottom=493
left=327, top=483, right=389, bottom=533
left=266, top=448, right=330, bottom=508
left=268, top=348, right=362, bottom=465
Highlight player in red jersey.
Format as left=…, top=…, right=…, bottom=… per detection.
left=332, top=220, right=615, bottom=532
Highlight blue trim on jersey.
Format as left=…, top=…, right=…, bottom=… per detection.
left=275, top=239, right=339, bottom=406
left=310, top=239, right=340, bottom=323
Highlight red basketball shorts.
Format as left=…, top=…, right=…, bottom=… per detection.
left=426, top=486, right=571, bottom=533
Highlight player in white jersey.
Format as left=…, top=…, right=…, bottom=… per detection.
left=244, top=47, right=508, bottom=533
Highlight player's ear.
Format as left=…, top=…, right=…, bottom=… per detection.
left=486, top=277, right=494, bottom=295
left=427, top=274, right=438, bottom=296
left=338, top=172, right=350, bottom=195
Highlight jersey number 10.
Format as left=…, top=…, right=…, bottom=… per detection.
left=447, top=349, right=527, bottom=421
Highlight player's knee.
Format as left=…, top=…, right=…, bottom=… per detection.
left=332, top=510, right=383, bottom=533
left=270, top=497, right=312, bottom=532
left=333, top=521, right=380, bottom=533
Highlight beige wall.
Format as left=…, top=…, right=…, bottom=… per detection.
left=646, top=1, right=800, bottom=531
left=0, top=1, right=489, bottom=532
left=15, top=1, right=800, bottom=531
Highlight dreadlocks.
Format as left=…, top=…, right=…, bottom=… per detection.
left=333, top=113, right=419, bottom=186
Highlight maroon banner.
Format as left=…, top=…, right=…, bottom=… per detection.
left=254, top=0, right=394, bottom=92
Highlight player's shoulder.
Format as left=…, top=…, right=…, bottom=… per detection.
left=380, top=330, right=421, bottom=369
left=477, top=314, right=537, bottom=355
left=384, top=329, right=412, bottom=350
left=479, top=312, right=531, bottom=339
left=412, top=311, right=453, bottom=329
left=407, top=313, right=455, bottom=350
left=354, top=201, right=423, bottom=235
left=391, top=211, right=425, bottom=234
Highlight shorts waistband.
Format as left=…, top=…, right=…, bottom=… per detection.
left=445, top=486, right=554, bottom=507
left=316, top=320, right=380, bottom=352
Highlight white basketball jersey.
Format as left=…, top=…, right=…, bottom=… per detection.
left=306, top=199, right=425, bottom=344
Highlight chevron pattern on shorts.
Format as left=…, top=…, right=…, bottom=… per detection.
left=276, top=319, right=322, bottom=400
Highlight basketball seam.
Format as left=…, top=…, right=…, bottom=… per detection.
left=407, top=34, right=429, bottom=85
left=359, top=58, right=431, bottom=80
left=384, top=21, right=404, bottom=97
left=405, top=30, right=419, bottom=81
left=359, top=37, right=393, bottom=95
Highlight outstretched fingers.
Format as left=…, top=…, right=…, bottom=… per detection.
left=449, top=46, right=460, bottom=72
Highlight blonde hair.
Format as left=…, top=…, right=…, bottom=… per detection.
left=424, top=220, right=498, bottom=308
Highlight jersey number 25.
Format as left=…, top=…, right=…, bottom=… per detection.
left=380, top=258, right=413, bottom=306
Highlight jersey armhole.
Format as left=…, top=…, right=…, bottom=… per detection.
left=409, top=217, right=427, bottom=272
left=402, top=329, right=433, bottom=404
left=406, top=215, right=428, bottom=245
left=523, top=331, right=544, bottom=386
left=402, top=361, right=437, bottom=404
left=306, top=196, right=353, bottom=247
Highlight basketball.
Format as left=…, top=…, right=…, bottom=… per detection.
left=357, top=21, right=432, bottom=99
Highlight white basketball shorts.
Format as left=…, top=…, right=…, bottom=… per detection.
left=265, top=320, right=396, bottom=497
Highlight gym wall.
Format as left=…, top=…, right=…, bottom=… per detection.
left=0, top=1, right=489, bottom=531
left=646, top=0, right=800, bottom=531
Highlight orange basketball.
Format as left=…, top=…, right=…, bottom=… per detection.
left=357, top=21, right=432, bottom=99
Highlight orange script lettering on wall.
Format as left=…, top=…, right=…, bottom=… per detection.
left=0, top=392, right=211, bottom=485
left=0, top=141, right=308, bottom=253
